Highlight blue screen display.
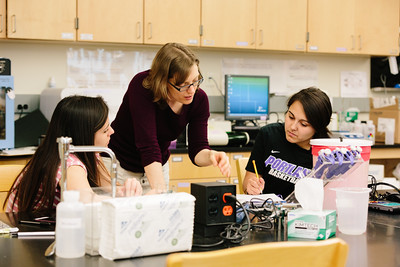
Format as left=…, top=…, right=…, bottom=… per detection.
left=224, top=75, right=269, bottom=121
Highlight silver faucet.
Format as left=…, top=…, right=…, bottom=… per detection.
left=57, top=137, right=117, bottom=199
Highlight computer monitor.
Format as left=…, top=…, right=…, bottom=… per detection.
left=224, top=74, right=270, bottom=127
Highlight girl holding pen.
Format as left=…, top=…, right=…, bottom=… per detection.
left=243, top=87, right=332, bottom=198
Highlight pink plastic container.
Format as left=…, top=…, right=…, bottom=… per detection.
left=310, top=138, right=373, bottom=210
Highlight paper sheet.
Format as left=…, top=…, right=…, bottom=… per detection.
left=340, top=71, right=367, bottom=97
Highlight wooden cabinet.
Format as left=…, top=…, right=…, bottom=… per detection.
left=308, top=0, right=399, bottom=56
left=169, top=151, right=250, bottom=194
left=354, top=0, right=399, bottom=55
left=256, top=0, right=307, bottom=52
left=7, top=0, right=76, bottom=41
left=0, top=0, right=5, bottom=38
left=2, top=0, right=398, bottom=55
left=77, top=0, right=143, bottom=44
left=201, top=0, right=256, bottom=49
left=201, top=0, right=307, bottom=52
left=0, top=156, right=30, bottom=165
left=144, top=0, right=200, bottom=46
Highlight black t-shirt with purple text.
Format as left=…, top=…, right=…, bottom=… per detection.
left=245, top=123, right=312, bottom=199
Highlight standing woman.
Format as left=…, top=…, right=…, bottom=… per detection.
left=243, top=87, right=332, bottom=198
left=108, top=43, right=230, bottom=194
left=4, top=95, right=142, bottom=213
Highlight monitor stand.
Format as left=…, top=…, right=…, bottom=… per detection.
left=232, top=120, right=260, bottom=131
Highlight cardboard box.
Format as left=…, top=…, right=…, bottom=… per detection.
left=369, top=97, right=400, bottom=143
left=287, top=209, right=336, bottom=240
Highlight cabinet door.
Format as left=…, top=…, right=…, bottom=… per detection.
left=0, top=0, right=5, bottom=38
left=77, top=0, right=143, bottom=44
left=7, top=0, right=76, bottom=41
left=354, top=0, right=399, bottom=56
left=144, top=0, right=200, bottom=46
left=201, top=0, right=256, bottom=49
left=256, top=0, right=307, bottom=52
left=230, top=152, right=251, bottom=177
left=307, top=0, right=355, bottom=54
left=169, top=154, right=224, bottom=179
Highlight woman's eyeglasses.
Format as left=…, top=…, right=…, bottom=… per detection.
left=168, top=75, right=204, bottom=92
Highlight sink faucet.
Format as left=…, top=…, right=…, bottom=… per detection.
left=57, top=137, right=117, bottom=199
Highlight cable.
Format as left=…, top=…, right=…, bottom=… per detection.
left=208, top=76, right=224, bottom=97
left=219, top=195, right=251, bottom=244
left=192, top=238, right=225, bottom=248
left=192, top=195, right=284, bottom=248
left=192, top=195, right=251, bottom=248
left=368, top=174, right=400, bottom=201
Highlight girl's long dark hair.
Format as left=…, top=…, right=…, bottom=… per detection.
left=4, top=95, right=109, bottom=212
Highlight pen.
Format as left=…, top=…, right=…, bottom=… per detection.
left=19, top=220, right=53, bottom=226
left=252, top=160, right=259, bottom=180
left=252, top=160, right=263, bottom=194
left=13, top=231, right=55, bottom=237
left=34, top=216, right=56, bottom=224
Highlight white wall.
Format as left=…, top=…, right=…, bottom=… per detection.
left=1, top=40, right=375, bottom=98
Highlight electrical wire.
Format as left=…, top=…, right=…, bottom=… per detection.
left=368, top=174, right=400, bottom=201
left=219, top=195, right=251, bottom=244
left=208, top=76, right=224, bottom=97
left=192, top=195, right=252, bottom=248
left=192, top=195, right=282, bottom=248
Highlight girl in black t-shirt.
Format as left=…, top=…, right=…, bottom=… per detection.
left=243, top=87, right=332, bottom=198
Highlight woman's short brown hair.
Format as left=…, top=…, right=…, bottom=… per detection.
left=143, top=43, right=201, bottom=104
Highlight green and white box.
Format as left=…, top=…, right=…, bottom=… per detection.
left=287, top=208, right=336, bottom=240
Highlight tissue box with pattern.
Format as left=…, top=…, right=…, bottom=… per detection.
left=98, top=192, right=195, bottom=260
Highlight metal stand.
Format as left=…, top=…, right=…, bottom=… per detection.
left=56, top=136, right=118, bottom=200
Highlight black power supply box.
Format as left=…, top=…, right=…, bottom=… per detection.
left=191, top=182, right=236, bottom=237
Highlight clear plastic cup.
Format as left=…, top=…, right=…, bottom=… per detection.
left=331, top=187, right=371, bottom=235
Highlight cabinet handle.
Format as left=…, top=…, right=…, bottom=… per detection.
left=233, top=154, right=244, bottom=160
left=11, top=15, right=16, bottom=33
left=358, top=35, right=362, bottom=51
left=171, top=156, right=183, bottom=162
left=147, top=22, right=152, bottom=39
left=251, top=29, right=255, bottom=45
left=136, top=22, right=141, bottom=39
left=0, top=15, right=2, bottom=33
left=259, top=29, right=263, bottom=46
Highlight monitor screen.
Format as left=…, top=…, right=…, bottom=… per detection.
left=224, top=74, right=270, bottom=124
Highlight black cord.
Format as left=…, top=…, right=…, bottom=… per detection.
left=192, top=238, right=225, bottom=248
left=368, top=174, right=400, bottom=201
left=192, top=195, right=282, bottom=248
left=192, top=195, right=252, bottom=248
left=219, top=195, right=251, bottom=244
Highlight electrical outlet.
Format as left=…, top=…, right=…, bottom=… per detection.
left=14, top=94, right=40, bottom=113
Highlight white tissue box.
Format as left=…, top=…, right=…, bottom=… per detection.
left=98, top=192, right=195, bottom=260
left=85, top=202, right=102, bottom=255
left=287, top=209, right=336, bottom=240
